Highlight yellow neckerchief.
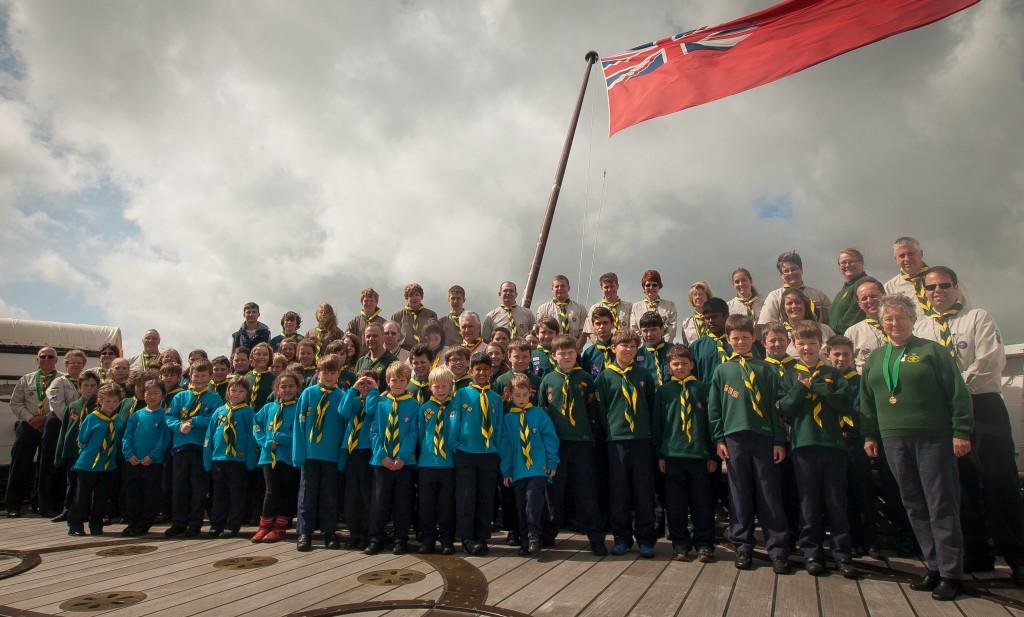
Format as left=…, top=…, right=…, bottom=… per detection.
left=606, top=362, right=637, bottom=432
left=469, top=382, right=493, bottom=448
left=462, top=337, right=483, bottom=351
left=410, top=376, right=429, bottom=404
left=554, top=365, right=582, bottom=426
left=535, top=345, right=555, bottom=370
left=692, top=311, right=708, bottom=338
left=794, top=361, right=824, bottom=427
left=602, top=298, right=622, bottom=329
left=671, top=375, right=697, bottom=442
left=840, top=369, right=857, bottom=427
left=249, top=369, right=270, bottom=409
left=141, top=352, right=159, bottom=371
left=302, top=362, right=317, bottom=375
left=384, top=392, right=413, bottom=458
left=594, top=339, right=614, bottom=369
left=931, top=303, right=962, bottom=358
left=553, top=298, right=571, bottom=333
left=900, top=264, right=934, bottom=315
left=91, top=410, right=117, bottom=470
left=309, top=385, right=335, bottom=444
left=347, top=397, right=367, bottom=454
left=405, top=305, right=423, bottom=343
left=184, top=385, right=210, bottom=419
left=222, top=402, right=246, bottom=456
left=430, top=349, right=444, bottom=370
left=510, top=403, right=534, bottom=469
left=96, top=366, right=109, bottom=382
left=765, top=355, right=795, bottom=378
left=449, top=309, right=462, bottom=327
left=735, top=294, right=761, bottom=319
left=645, top=296, right=661, bottom=313
left=361, top=308, right=382, bottom=323
left=646, top=341, right=666, bottom=385
left=210, top=378, right=228, bottom=391
left=270, top=399, right=296, bottom=468
left=729, top=352, right=763, bottom=417
left=709, top=331, right=730, bottom=365
left=864, top=317, right=890, bottom=343
left=73, top=397, right=96, bottom=423
left=500, top=305, right=519, bottom=336
left=429, top=395, right=450, bottom=458
left=35, top=370, right=58, bottom=415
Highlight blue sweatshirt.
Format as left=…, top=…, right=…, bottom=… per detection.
left=204, top=404, right=259, bottom=471
left=417, top=396, right=456, bottom=469
left=499, top=404, right=559, bottom=482
left=166, top=386, right=223, bottom=451
left=253, top=400, right=298, bottom=467
left=366, top=388, right=420, bottom=467
left=74, top=410, right=124, bottom=472
left=122, top=407, right=171, bottom=464
left=292, top=383, right=347, bottom=466
left=449, top=383, right=504, bottom=455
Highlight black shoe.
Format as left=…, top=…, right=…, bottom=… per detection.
left=6, top=511, right=20, bottom=519
left=476, top=542, right=489, bottom=556
left=909, top=570, right=941, bottom=591
left=68, top=527, right=86, bottom=537
left=931, top=579, right=961, bottom=601
left=462, top=540, right=479, bottom=555
left=325, top=534, right=341, bottom=550
left=517, top=546, right=530, bottom=557
left=393, top=539, right=408, bottom=555
left=184, top=526, right=201, bottom=537
left=866, top=545, right=884, bottom=560
left=220, top=529, right=238, bottom=539
left=121, top=527, right=138, bottom=537
left=419, top=541, right=436, bottom=554
left=207, top=529, right=223, bottom=539
left=89, top=527, right=104, bottom=536
left=505, top=531, right=520, bottom=546
left=838, top=560, right=858, bottom=579
left=735, top=553, right=752, bottom=570
left=344, top=537, right=361, bottom=550
left=673, top=546, right=691, bottom=562
left=51, top=510, right=69, bottom=523
left=591, top=542, right=608, bottom=557
left=527, top=535, right=541, bottom=555
left=805, top=559, right=825, bottom=576
left=772, top=556, right=791, bottom=575
left=441, top=543, right=455, bottom=555
left=1012, top=565, right=1024, bottom=585
left=364, top=539, right=383, bottom=555
left=165, top=525, right=186, bottom=537
left=697, top=547, right=715, bottom=563
left=297, top=534, right=312, bottom=552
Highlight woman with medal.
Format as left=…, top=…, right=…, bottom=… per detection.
left=860, top=294, right=973, bottom=601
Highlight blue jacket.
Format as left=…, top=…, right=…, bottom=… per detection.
left=292, top=383, right=347, bottom=466
left=254, top=400, right=298, bottom=467
left=639, top=341, right=670, bottom=386
left=122, top=408, right=171, bottom=464
left=449, top=383, right=503, bottom=455
left=366, top=388, right=419, bottom=466
left=166, top=386, right=223, bottom=451
left=74, top=411, right=124, bottom=472
left=499, top=404, right=559, bottom=482
left=417, top=397, right=456, bottom=469
left=204, top=404, right=259, bottom=471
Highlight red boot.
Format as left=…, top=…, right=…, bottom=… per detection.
left=263, top=516, right=289, bottom=543
left=251, top=516, right=272, bottom=543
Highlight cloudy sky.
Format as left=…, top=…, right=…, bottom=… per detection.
left=1, top=0, right=1021, bottom=358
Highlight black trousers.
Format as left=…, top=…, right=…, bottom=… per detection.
left=161, top=447, right=175, bottom=517
left=210, top=460, right=248, bottom=531
left=664, top=456, right=714, bottom=550
left=344, top=449, right=373, bottom=541
left=369, top=465, right=414, bottom=541
left=69, top=470, right=114, bottom=530
left=38, top=413, right=63, bottom=514
left=297, top=459, right=338, bottom=535
left=61, top=460, right=77, bottom=511
left=846, top=436, right=879, bottom=550
left=791, top=446, right=851, bottom=561
left=418, top=467, right=455, bottom=545
left=723, top=431, right=789, bottom=557
left=498, top=472, right=519, bottom=533
left=124, top=463, right=162, bottom=531
left=455, top=451, right=498, bottom=543
left=606, top=439, right=656, bottom=547
left=5, top=421, right=42, bottom=513
left=171, top=448, right=208, bottom=529
left=261, top=463, right=300, bottom=517
left=544, top=440, right=604, bottom=543
left=515, top=476, right=549, bottom=543
left=960, top=392, right=1024, bottom=568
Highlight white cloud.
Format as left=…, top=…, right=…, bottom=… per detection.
left=2, top=0, right=1022, bottom=356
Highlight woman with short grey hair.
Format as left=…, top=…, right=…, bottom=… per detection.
left=860, top=294, right=973, bottom=601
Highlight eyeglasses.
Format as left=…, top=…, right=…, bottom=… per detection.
left=923, top=282, right=953, bottom=291
left=38, top=355, right=57, bottom=360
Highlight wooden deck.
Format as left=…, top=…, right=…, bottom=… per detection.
left=2, top=516, right=1024, bottom=616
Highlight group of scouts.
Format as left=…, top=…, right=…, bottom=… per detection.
left=6, top=236, right=1018, bottom=601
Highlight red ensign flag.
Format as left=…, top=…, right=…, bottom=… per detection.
left=601, top=0, right=981, bottom=135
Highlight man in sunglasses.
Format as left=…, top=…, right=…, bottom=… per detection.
left=913, top=265, right=1024, bottom=584
left=883, top=236, right=971, bottom=317
left=5, top=347, right=61, bottom=517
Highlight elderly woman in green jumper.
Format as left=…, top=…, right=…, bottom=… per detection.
left=860, top=294, right=973, bottom=602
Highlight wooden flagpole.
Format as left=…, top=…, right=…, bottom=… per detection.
left=522, top=51, right=599, bottom=309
